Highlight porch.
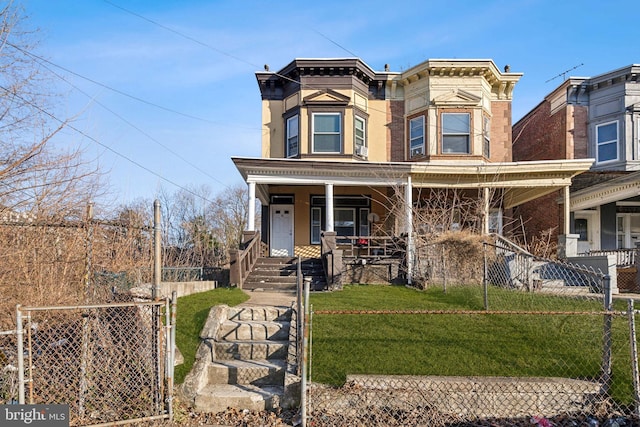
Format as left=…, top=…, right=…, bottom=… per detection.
left=233, top=157, right=593, bottom=286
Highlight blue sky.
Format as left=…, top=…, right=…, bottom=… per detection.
left=21, top=0, right=637, bottom=204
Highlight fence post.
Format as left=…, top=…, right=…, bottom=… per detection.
left=16, top=305, right=25, bottom=404
left=301, top=277, right=311, bottom=427
left=602, top=274, right=613, bottom=395
left=628, top=299, right=640, bottom=418
left=483, top=243, right=489, bottom=311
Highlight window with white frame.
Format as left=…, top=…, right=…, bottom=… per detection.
left=311, top=207, right=322, bottom=244
left=442, top=112, right=470, bottom=154
left=409, top=116, right=425, bottom=157
left=312, top=112, right=341, bottom=153
left=286, top=115, right=299, bottom=158
left=483, top=116, right=490, bottom=159
left=596, top=121, right=618, bottom=163
left=355, top=116, right=367, bottom=156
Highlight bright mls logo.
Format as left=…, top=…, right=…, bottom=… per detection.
left=1, top=405, right=69, bottom=426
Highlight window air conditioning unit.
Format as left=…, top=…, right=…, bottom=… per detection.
left=356, top=145, right=368, bottom=157
left=411, top=147, right=424, bottom=157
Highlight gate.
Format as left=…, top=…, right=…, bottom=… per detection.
left=14, top=299, right=175, bottom=426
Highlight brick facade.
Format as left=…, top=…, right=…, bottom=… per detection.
left=389, top=100, right=405, bottom=162
left=512, top=99, right=572, bottom=241
left=490, top=101, right=513, bottom=162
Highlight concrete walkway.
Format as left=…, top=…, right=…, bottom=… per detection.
left=239, top=289, right=297, bottom=307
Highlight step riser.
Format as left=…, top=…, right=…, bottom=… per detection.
left=208, top=364, right=285, bottom=386
left=228, top=307, right=291, bottom=322
left=215, top=342, right=288, bottom=360
left=194, top=390, right=280, bottom=413
left=219, top=322, right=290, bottom=341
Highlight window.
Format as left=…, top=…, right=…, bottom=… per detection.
left=409, top=116, right=425, bottom=157
left=574, top=218, right=588, bottom=241
left=311, top=207, right=322, bottom=244
left=334, top=208, right=356, bottom=241
left=355, top=116, right=367, bottom=156
left=312, top=113, right=341, bottom=153
left=359, top=209, right=370, bottom=237
left=286, top=115, right=299, bottom=157
left=310, top=196, right=370, bottom=244
left=442, top=113, right=470, bottom=154
left=483, top=116, right=490, bottom=159
left=488, top=209, right=502, bottom=234
left=596, top=121, right=618, bottom=163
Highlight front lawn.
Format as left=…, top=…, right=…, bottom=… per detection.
left=174, top=288, right=249, bottom=384
left=309, top=285, right=634, bottom=404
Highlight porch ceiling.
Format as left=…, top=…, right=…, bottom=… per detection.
left=232, top=157, right=594, bottom=208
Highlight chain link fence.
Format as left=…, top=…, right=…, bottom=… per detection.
left=0, top=330, right=19, bottom=404
left=304, top=241, right=640, bottom=425
left=8, top=299, right=175, bottom=426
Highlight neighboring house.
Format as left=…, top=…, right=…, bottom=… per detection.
left=513, top=64, right=640, bottom=254
left=233, top=57, right=593, bottom=283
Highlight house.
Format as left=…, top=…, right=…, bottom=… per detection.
left=232, top=57, right=593, bottom=285
left=513, top=64, right=640, bottom=255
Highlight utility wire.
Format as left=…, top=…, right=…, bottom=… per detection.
left=8, top=42, right=261, bottom=130
left=101, top=2, right=484, bottom=139
left=0, top=83, right=218, bottom=205
left=25, top=48, right=229, bottom=188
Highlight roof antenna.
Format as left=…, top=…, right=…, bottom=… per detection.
left=545, top=63, right=584, bottom=83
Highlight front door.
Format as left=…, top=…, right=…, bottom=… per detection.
left=270, top=205, right=294, bottom=256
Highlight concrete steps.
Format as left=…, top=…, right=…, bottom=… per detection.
left=183, top=304, right=296, bottom=413
left=194, top=384, right=284, bottom=414
left=243, top=257, right=326, bottom=291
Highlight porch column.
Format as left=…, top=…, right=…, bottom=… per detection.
left=563, top=185, right=571, bottom=235
left=482, top=187, right=490, bottom=235
left=247, top=181, right=256, bottom=232
left=325, top=183, right=334, bottom=232
left=405, top=176, right=414, bottom=285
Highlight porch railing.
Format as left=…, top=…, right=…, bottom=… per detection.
left=229, top=231, right=263, bottom=289
left=320, top=231, right=343, bottom=289
left=581, top=249, right=637, bottom=268
left=339, top=235, right=402, bottom=258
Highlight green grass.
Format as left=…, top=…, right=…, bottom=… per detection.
left=174, top=288, right=249, bottom=384
left=309, top=285, right=635, bottom=404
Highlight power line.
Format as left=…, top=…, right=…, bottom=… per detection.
left=25, top=48, right=229, bottom=188
left=8, top=42, right=261, bottom=130
left=0, top=83, right=218, bottom=205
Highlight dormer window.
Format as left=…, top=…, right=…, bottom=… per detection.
left=312, top=112, right=342, bottom=153
left=442, top=112, right=470, bottom=154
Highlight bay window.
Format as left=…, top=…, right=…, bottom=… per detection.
left=312, top=112, right=342, bottom=153
left=442, top=112, right=470, bottom=154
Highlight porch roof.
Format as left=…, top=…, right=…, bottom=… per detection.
left=571, top=170, right=640, bottom=211
left=232, top=157, right=594, bottom=209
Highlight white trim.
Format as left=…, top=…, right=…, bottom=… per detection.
left=248, top=182, right=256, bottom=231
left=325, top=183, right=334, bottom=232
left=269, top=204, right=294, bottom=257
